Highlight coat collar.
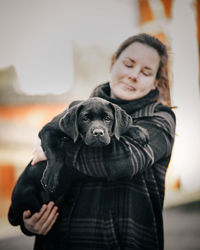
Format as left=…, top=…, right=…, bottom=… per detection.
left=90, top=82, right=159, bottom=115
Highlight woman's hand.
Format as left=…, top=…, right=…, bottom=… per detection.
left=31, top=138, right=47, bottom=165
left=23, top=201, right=59, bottom=235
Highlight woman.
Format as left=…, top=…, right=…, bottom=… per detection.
left=9, top=33, right=176, bottom=250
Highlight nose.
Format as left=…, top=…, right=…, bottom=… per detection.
left=128, top=68, right=139, bottom=81
left=93, top=128, right=104, bottom=137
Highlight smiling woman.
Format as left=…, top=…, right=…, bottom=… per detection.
left=110, top=34, right=171, bottom=105
left=110, top=42, right=160, bottom=101
left=9, top=33, right=176, bottom=250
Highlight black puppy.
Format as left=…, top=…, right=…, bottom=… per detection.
left=39, top=97, right=149, bottom=192
left=8, top=97, right=148, bottom=226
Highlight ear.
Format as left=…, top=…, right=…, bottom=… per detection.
left=110, top=103, right=132, bottom=140
left=109, top=56, right=116, bottom=72
left=59, top=103, right=82, bottom=142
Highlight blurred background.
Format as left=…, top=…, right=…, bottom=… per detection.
left=0, top=0, right=200, bottom=249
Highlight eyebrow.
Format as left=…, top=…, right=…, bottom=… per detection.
left=126, top=57, right=153, bottom=71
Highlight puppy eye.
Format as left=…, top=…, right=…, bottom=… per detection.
left=104, top=115, right=111, bottom=122
left=82, top=115, right=90, bottom=121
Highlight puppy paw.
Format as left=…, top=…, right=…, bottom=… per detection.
left=128, top=125, right=149, bottom=146
left=41, top=164, right=60, bottom=193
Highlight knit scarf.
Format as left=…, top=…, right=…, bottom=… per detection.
left=90, top=82, right=159, bottom=115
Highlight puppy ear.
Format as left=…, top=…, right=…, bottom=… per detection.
left=110, top=103, right=132, bottom=140
left=59, top=103, right=82, bottom=142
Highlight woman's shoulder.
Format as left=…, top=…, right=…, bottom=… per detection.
left=133, top=101, right=176, bottom=122
left=133, top=102, right=176, bottom=139
left=154, top=102, right=176, bottom=122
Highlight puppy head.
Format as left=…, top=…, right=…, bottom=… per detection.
left=59, top=97, right=132, bottom=145
left=77, top=98, right=114, bottom=147
left=59, top=98, right=114, bottom=147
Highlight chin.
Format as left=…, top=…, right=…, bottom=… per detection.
left=114, top=91, right=140, bottom=101
left=111, top=85, right=137, bottom=101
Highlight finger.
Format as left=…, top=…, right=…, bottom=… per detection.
left=41, top=205, right=58, bottom=229
left=24, top=204, right=54, bottom=234
left=41, top=212, right=59, bottom=235
left=37, top=202, right=56, bottom=225
left=23, top=210, right=31, bottom=220
left=38, top=206, right=58, bottom=234
left=41, top=207, right=58, bottom=231
left=31, top=158, right=37, bottom=165
left=31, top=153, right=39, bottom=165
left=30, top=204, right=48, bottom=223
left=36, top=204, right=48, bottom=220
left=31, top=154, right=41, bottom=166
left=45, top=212, right=59, bottom=235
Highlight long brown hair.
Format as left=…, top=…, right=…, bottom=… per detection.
left=111, top=33, right=172, bottom=106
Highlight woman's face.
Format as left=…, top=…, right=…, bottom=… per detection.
left=110, top=42, right=160, bottom=101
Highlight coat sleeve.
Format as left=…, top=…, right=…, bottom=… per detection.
left=65, top=105, right=176, bottom=181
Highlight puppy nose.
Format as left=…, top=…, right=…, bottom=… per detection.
left=93, top=128, right=104, bottom=136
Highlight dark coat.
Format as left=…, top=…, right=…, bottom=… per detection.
left=9, top=83, right=176, bottom=250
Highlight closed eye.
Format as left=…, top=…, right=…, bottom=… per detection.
left=123, top=58, right=134, bottom=68
left=142, top=70, right=151, bottom=76
left=124, top=62, right=133, bottom=68
left=142, top=66, right=153, bottom=76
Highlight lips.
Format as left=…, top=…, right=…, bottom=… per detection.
left=122, top=82, right=136, bottom=91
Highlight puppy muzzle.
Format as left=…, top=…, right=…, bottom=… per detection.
left=83, top=127, right=111, bottom=147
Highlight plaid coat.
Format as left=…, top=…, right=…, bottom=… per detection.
left=10, top=83, right=176, bottom=250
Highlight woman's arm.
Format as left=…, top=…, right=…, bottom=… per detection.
left=66, top=105, right=176, bottom=181
left=32, top=105, right=176, bottom=182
